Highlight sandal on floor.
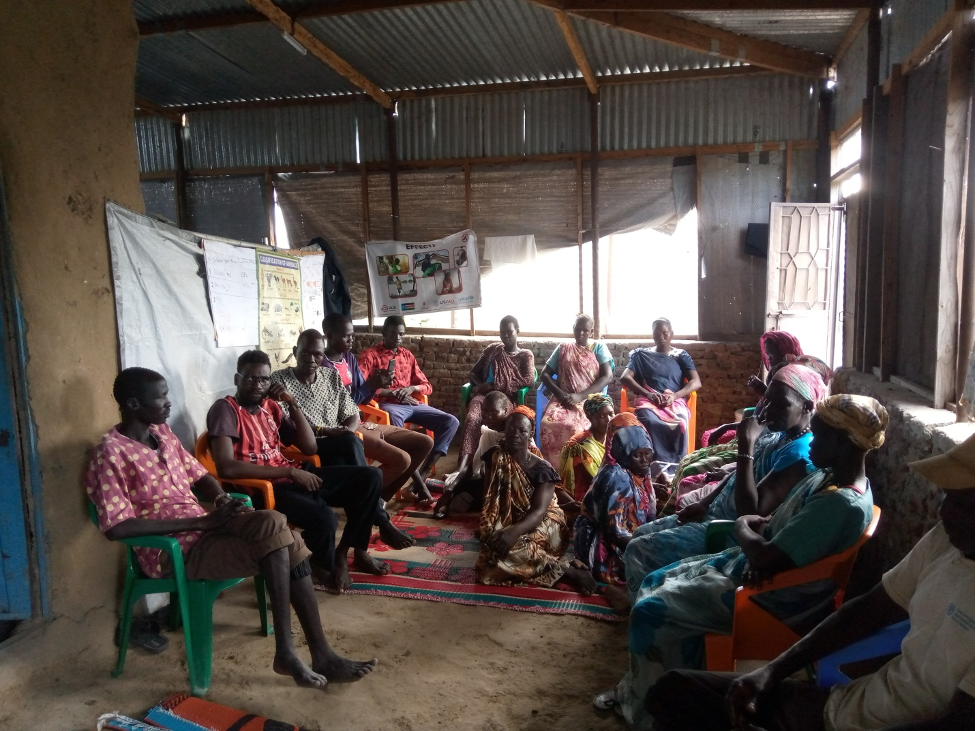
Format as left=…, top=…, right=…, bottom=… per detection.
left=115, top=616, right=169, bottom=654
left=592, top=689, right=619, bottom=712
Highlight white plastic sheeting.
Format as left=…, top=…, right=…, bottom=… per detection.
left=106, top=201, right=254, bottom=448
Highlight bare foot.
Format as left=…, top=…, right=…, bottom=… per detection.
left=329, top=552, right=352, bottom=594
left=601, top=584, right=632, bottom=615
left=312, top=654, right=379, bottom=683
left=560, top=565, right=598, bottom=596
left=353, top=548, right=390, bottom=576
left=378, top=520, right=415, bottom=550
left=273, top=650, right=327, bottom=689
left=411, top=478, right=435, bottom=504
left=311, top=564, right=341, bottom=595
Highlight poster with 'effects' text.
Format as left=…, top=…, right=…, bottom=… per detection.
left=257, top=253, right=304, bottom=368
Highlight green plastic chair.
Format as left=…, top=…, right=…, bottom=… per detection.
left=459, top=367, right=537, bottom=420
left=88, top=494, right=271, bottom=696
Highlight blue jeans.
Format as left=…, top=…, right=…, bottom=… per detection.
left=379, top=402, right=459, bottom=455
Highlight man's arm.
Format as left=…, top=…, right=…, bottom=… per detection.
left=408, top=351, right=432, bottom=396
left=726, top=583, right=910, bottom=729
left=104, top=499, right=251, bottom=541
left=268, top=383, right=317, bottom=455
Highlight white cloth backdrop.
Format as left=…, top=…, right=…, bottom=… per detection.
left=106, top=201, right=253, bottom=448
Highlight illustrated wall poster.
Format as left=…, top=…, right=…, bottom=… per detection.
left=257, top=253, right=304, bottom=367
left=365, top=230, right=480, bottom=316
left=299, top=253, right=325, bottom=333
left=202, top=240, right=259, bottom=347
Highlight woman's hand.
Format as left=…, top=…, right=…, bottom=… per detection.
left=676, top=499, right=709, bottom=525
left=741, top=560, right=775, bottom=589
left=737, top=514, right=771, bottom=536
left=488, top=528, right=518, bottom=557
left=737, top=415, right=763, bottom=446
left=746, top=375, right=767, bottom=398
left=725, top=666, right=777, bottom=731
left=658, top=390, right=676, bottom=408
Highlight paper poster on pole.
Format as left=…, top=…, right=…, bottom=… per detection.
left=299, top=254, right=326, bottom=333
left=365, top=230, right=480, bottom=317
left=202, top=240, right=259, bottom=347
left=257, top=253, right=304, bottom=368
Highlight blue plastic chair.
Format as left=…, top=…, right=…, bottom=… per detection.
left=534, top=373, right=608, bottom=445
left=816, top=620, right=910, bottom=688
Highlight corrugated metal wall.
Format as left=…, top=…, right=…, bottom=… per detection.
left=835, top=22, right=869, bottom=129
left=136, top=74, right=819, bottom=171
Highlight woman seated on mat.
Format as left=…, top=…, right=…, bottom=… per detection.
left=557, top=393, right=615, bottom=503
left=476, top=408, right=597, bottom=595
left=538, top=314, right=614, bottom=465
left=573, top=421, right=656, bottom=586
left=620, top=318, right=701, bottom=471
left=454, top=315, right=536, bottom=477
left=600, top=394, right=887, bottom=730
left=704, top=329, right=804, bottom=447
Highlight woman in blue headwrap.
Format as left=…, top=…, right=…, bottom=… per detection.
left=573, top=424, right=657, bottom=585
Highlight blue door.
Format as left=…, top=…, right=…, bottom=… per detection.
left=0, top=173, right=32, bottom=620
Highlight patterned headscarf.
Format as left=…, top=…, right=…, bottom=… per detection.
left=583, top=393, right=614, bottom=417
left=771, top=363, right=827, bottom=404
left=609, top=424, right=654, bottom=469
left=782, top=353, right=834, bottom=386
left=815, top=394, right=888, bottom=451
left=601, top=413, right=645, bottom=467
left=760, top=330, right=803, bottom=369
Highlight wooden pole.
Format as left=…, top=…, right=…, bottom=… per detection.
left=361, top=164, right=374, bottom=332
left=935, top=10, right=975, bottom=408
left=386, top=106, right=400, bottom=240
left=852, top=97, right=873, bottom=370
left=784, top=140, right=793, bottom=202
left=866, top=3, right=882, bottom=96
left=172, top=121, right=188, bottom=229
left=956, top=114, right=975, bottom=419
left=465, top=162, right=475, bottom=336
left=815, top=79, right=833, bottom=203
left=589, top=91, right=601, bottom=335
left=862, top=85, right=888, bottom=371
left=879, top=64, right=905, bottom=381
left=263, top=168, right=276, bottom=248
left=576, top=155, right=584, bottom=314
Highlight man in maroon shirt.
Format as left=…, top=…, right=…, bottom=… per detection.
left=90, top=367, right=376, bottom=688
left=207, top=350, right=383, bottom=593
left=358, top=316, right=460, bottom=501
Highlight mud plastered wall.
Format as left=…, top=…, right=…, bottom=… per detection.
left=353, top=334, right=762, bottom=445
left=0, top=1, right=143, bottom=624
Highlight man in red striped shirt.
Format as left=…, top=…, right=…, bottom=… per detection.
left=207, top=350, right=382, bottom=594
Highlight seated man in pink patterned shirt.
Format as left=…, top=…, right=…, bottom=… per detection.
left=86, top=367, right=377, bottom=689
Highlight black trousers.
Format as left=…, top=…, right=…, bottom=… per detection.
left=272, top=464, right=383, bottom=569
left=315, top=431, right=391, bottom=526
left=647, top=670, right=830, bottom=731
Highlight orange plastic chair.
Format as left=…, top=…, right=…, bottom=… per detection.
left=358, top=394, right=435, bottom=439
left=703, top=505, right=882, bottom=671
left=620, top=387, right=698, bottom=456
left=194, top=432, right=321, bottom=511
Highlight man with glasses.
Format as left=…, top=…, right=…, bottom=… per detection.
left=207, top=350, right=381, bottom=594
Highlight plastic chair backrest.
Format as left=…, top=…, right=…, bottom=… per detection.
left=816, top=620, right=910, bottom=688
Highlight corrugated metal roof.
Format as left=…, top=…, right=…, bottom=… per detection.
left=572, top=14, right=742, bottom=75
left=671, top=9, right=857, bottom=57
left=600, top=74, right=817, bottom=150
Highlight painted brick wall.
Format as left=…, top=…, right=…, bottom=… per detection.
left=353, top=333, right=762, bottom=444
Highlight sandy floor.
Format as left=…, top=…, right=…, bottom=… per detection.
left=0, top=584, right=630, bottom=731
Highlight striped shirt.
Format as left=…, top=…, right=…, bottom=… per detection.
left=206, top=396, right=297, bottom=470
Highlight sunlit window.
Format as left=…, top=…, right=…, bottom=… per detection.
left=834, top=129, right=862, bottom=173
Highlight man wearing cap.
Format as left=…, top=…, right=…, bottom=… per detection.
left=648, top=432, right=975, bottom=731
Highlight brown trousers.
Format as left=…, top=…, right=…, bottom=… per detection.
left=184, top=509, right=311, bottom=581
left=358, top=422, right=434, bottom=492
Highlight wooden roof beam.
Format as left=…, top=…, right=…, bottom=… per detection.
left=138, top=0, right=461, bottom=36
left=551, top=9, right=599, bottom=93
left=832, top=7, right=872, bottom=64
left=135, top=96, right=182, bottom=123
left=243, top=0, right=393, bottom=108
left=566, top=9, right=830, bottom=77
left=555, top=1, right=871, bottom=9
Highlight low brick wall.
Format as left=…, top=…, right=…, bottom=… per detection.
left=353, top=332, right=762, bottom=444
left=832, top=369, right=973, bottom=587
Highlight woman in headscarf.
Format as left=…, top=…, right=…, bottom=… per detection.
left=607, top=394, right=888, bottom=729
left=476, top=408, right=597, bottom=595
left=574, top=423, right=657, bottom=585
left=538, top=314, right=615, bottom=465
left=557, top=393, right=615, bottom=503
left=618, top=362, right=829, bottom=606
left=455, top=315, right=536, bottom=477
left=704, top=330, right=806, bottom=447
left=621, top=318, right=702, bottom=469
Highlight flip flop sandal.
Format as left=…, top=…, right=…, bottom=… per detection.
left=115, top=617, right=169, bottom=654
left=592, top=690, right=619, bottom=712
